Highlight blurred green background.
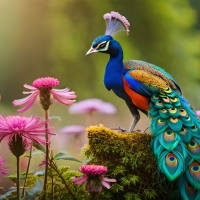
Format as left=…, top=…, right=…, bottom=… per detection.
left=0, top=0, right=200, bottom=189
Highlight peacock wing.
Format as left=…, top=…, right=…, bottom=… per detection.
left=123, top=59, right=182, bottom=94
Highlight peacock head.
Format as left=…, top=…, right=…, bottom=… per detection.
left=86, top=11, right=130, bottom=56
left=86, top=35, right=113, bottom=55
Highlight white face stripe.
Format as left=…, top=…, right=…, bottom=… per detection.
left=96, top=40, right=110, bottom=51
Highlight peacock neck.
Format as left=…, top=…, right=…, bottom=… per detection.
left=107, top=50, right=124, bottom=76
left=104, top=41, right=125, bottom=95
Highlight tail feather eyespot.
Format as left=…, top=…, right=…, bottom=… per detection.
left=163, top=130, right=175, bottom=141
left=166, top=153, right=178, bottom=167
left=162, top=96, right=170, bottom=103
left=163, top=87, right=172, bottom=94
left=170, top=117, right=178, bottom=123
left=155, top=101, right=164, bottom=108
left=186, top=161, right=200, bottom=189
left=179, top=108, right=187, bottom=117
left=187, top=140, right=199, bottom=152
left=170, top=97, right=178, bottom=103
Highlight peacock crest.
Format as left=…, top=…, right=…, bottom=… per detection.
left=103, top=11, right=130, bottom=36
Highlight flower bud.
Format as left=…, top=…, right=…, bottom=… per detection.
left=9, top=134, right=29, bottom=157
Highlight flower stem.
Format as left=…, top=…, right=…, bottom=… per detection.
left=87, top=112, right=94, bottom=125
left=43, top=109, right=49, bottom=199
left=16, top=156, right=20, bottom=200
left=51, top=175, right=54, bottom=199
left=22, top=144, right=33, bottom=197
left=50, top=163, right=76, bottom=200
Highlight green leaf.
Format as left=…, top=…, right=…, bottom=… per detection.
left=34, top=170, right=45, bottom=176
left=120, top=177, right=131, bottom=186
left=130, top=175, right=140, bottom=185
left=53, top=152, right=82, bottom=163
left=31, top=151, right=44, bottom=156
left=111, top=183, right=124, bottom=193
left=6, top=173, right=26, bottom=184
left=33, top=142, right=45, bottom=153
left=49, top=116, right=61, bottom=121
left=144, top=188, right=157, bottom=199
left=82, top=158, right=92, bottom=164
left=124, top=193, right=141, bottom=200
left=0, top=188, right=16, bottom=200
left=25, top=179, right=42, bottom=200
left=20, top=154, right=29, bottom=159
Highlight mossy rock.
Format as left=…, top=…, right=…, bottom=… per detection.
left=82, top=125, right=181, bottom=200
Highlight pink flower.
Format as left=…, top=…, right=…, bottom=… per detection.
left=69, top=98, right=116, bottom=114
left=59, top=125, right=85, bottom=152
left=13, top=77, right=76, bottom=113
left=32, top=77, right=59, bottom=89
left=196, top=110, right=200, bottom=117
left=0, top=157, right=10, bottom=178
left=80, top=165, right=108, bottom=174
left=72, top=164, right=116, bottom=194
left=9, top=134, right=30, bottom=157
left=39, top=157, right=46, bottom=167
left=0, top=115, right=54, bottom=146
left=60, top=125, right=85, bottom=135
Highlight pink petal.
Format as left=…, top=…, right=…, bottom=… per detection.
left=23, top=91, right=36, bottom=94
left=16, top=100, right=37, bottom=113
left=60, top=125, right=85, bottom=134
left=0, top=157, right=10, bottom=178
left=69, top=98, right=116, bottom=114
left=102, top=177, right=117, bottom=182
left=72, top=176, right=88, bottom=185
left=101, top=180, right=111, bottom=189
left=26, top=118, right=50, bottom=130
left=12, top=91, right=38, bottom=106
left=0, top=115, right=54, bottom=146
left=101, top=177, right=116, bottom=189
left=53, top=88, right=70, bottom=92
left=23, top=84, right=37, bottom=90
left=39, top=158, right=46, bottom=166
left=13, top=91, right=39, bottom=113
left=51, top=90, right=76, bottom=105
left=51, top=89, right=76, bottom=99
left=196, top=110, right=200, bottom=116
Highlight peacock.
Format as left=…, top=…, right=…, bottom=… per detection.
left=86, top=11, right=200, bottom=200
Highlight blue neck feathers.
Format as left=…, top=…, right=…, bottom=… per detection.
left=104, top=39, right=129, bottom=99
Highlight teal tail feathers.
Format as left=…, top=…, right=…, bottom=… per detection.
left=149, top=87, right=200, bottom=200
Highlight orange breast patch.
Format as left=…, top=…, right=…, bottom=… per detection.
left=123, top=77, right=149, bottom=111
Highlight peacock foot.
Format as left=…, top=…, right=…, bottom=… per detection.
left=110, top=127, right=128, bottom=133
left=111, top=127, right=141, bottom=133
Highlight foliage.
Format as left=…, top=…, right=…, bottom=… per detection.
left=53, top=152, right=82, bottom=163
left=2, top=125, right=183, bottom=200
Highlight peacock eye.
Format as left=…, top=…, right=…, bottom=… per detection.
left=99, top=43, right=106, bottom=48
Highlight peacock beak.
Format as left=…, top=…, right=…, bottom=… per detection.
left=86, top=47, right=98, bottom=56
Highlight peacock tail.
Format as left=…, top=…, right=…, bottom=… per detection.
left=150, top=86, right=200, bottom=200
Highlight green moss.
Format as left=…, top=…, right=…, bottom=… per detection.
left=83, top=125, right=180, bottom=200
